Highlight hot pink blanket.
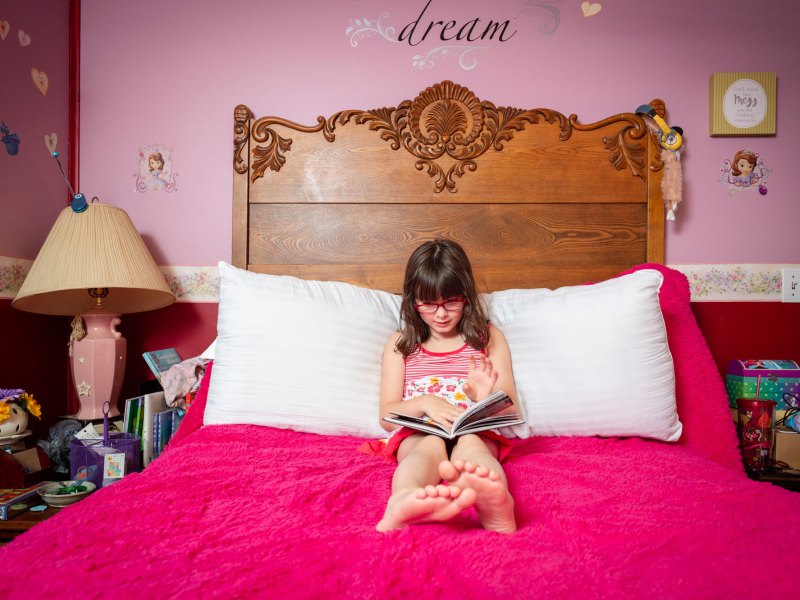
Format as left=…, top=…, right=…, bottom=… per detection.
left=3, top=265, right=799, bottom=598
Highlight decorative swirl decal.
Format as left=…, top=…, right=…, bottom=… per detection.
left=517, top=0, right=562, bottom=35
left=346, top=13, right=398, bottom=47
left=344, top=4, right=546, bottom=73
left=412, top=46, right=488, bottom=71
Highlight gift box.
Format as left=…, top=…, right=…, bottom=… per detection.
left=726, top=359, right=800, bottom=410
left=774, top=426, right=800, bottom=470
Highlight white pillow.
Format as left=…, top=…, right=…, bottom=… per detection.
left=485, top=270, right=681, bottom=441
left=204, top=262, right=400, bottom=437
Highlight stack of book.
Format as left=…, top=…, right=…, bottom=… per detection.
left=122, top=393, right=185, bottom=466
left=153, top=407, right=184, bottom=460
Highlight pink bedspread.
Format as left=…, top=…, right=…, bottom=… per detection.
left=3, top=265, right=799, bottom=598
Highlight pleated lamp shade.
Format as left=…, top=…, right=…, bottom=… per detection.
left=12, top=203, right=175, bottom=315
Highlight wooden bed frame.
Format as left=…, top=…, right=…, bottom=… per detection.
left=232, top=80, right=667, bottom=292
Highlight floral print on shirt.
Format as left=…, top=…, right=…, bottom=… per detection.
left=403, top=376, right=473, bottom=410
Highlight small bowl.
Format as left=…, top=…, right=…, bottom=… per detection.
left=38, top=481, right=96, bottom=507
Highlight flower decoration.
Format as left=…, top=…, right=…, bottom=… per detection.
left=0, top=388, right=42, bottom=424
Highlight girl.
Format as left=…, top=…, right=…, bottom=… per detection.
left=368, top=239, right=519, bottom=533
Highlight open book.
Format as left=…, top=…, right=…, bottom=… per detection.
left=383, top=390, right=524, bottom=440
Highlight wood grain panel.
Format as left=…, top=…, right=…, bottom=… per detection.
left=249, top=204, right=645, bottom=264
left=248, top=122, right=647, bottom=205
left=247, top=203, right=646, bottom=291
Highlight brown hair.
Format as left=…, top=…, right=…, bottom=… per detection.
left=395, top=239, right=490, bottom=357
left=732, top=150, right=757, bottom=176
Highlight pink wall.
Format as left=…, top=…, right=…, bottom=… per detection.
left=0, top=0, right=69, bottom=259
left=4, top=0, right=800, bottom=266
left=78, top=0, right=800, bottom=267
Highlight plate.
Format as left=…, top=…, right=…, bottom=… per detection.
left=0, top=430, right=32, bottom=445
left=38, top=481, right=96, bottom=507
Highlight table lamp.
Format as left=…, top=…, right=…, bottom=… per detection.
left=12, top=201, right=175, bottom=419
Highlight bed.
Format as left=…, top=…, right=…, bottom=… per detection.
left=4, top=81, right=799, bottom=599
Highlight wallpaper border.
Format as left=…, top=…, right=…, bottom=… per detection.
left=0, top=257, right=794, bottom=303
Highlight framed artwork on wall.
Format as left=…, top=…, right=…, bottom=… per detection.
left=709, top=72, right=776, bottom=136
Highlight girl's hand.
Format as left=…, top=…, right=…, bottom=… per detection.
left=463, top=355, right=499, bottom=403
left=421, top=394, right=465, bottom=430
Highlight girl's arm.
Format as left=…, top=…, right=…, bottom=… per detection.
left=378, top=332, right=465, bottom=432
left=486, top=326, right=518, bottom=403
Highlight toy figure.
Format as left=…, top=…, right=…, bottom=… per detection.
left=1, top=122, right=20, bottom=155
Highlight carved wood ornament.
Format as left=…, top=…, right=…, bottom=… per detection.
left=235, top=81, right=662, bottom=193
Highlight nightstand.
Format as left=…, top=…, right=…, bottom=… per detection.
left=0, top=504, right=62, bottom=545
left=747, top=468, right=800, bottom=492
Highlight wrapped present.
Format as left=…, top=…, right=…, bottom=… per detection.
left=726, top=359, right=800, bottom=410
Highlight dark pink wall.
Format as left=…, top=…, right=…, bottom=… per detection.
left=0, top=0, right=70, bottom=259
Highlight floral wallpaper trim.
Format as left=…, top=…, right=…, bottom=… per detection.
left=0, top=258, right=793, bottom=302
left=670, top=264, right=786, bottom=301
left=0, top=256, right=31, bottom=297
left=161, top=266, right=220, bottom=302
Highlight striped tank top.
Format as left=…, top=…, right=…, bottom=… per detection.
left=403, top=342, right=487, bottom=408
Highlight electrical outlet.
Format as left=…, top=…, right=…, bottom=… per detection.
left=782, top=268, right=800, bottom=303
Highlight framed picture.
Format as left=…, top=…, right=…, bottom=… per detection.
left=709, top=72, right=776, bottom=136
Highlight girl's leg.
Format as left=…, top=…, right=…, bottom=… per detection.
left=377, top=433, right=476, bottom=532
left=441, top=434, right=516, bottom=533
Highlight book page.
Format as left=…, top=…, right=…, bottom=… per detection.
left=452, top=391, right=515, bottom=431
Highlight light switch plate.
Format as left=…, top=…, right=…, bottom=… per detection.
left=782, top=268, right=800, bottom=303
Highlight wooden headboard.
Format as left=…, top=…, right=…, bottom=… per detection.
left=232, top=80, right=666, bottom=293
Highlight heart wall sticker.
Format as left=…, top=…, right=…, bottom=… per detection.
left=0, top=21, right=10, bottom=41
left=31, top=68, right=48, bottom=95
left=18, top=29, right=30, bottom=46
left=581, top=2, right=602, bottom=17
left=44, top=133, right=58, bottom=155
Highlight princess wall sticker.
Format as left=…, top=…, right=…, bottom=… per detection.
left=720, top=148, right=770, bottom=195
left=135, top=145, right=177, bottom=193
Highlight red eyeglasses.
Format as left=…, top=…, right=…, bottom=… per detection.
left=415, top=298, right=467, bottom=314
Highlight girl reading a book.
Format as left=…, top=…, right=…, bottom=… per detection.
left=362, top=239, right=519, bottom=533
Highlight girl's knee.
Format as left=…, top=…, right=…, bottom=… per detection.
left=454, top=434, right=485, bottom=452
left=398, top=433, right=447, bottom=462
left=452, top=434, right=499, bottom=460
left=418, top=434, right=448, bottom=456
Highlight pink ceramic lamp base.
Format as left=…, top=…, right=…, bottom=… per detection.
left=70, top=308, right=126, bottom=420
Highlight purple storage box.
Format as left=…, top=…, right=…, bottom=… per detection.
left=70, top=432, right=142, bottom=487
left=726, top=359, right=800, bottom=410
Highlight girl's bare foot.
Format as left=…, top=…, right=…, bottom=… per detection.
left=376, top=484, right=476, bottom=532
left=439, top=459, right=516, bottom=533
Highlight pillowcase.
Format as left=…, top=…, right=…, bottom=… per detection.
left=485, top=269, right=682, bottom=441
left=204, top=262, right=401, bottom=437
